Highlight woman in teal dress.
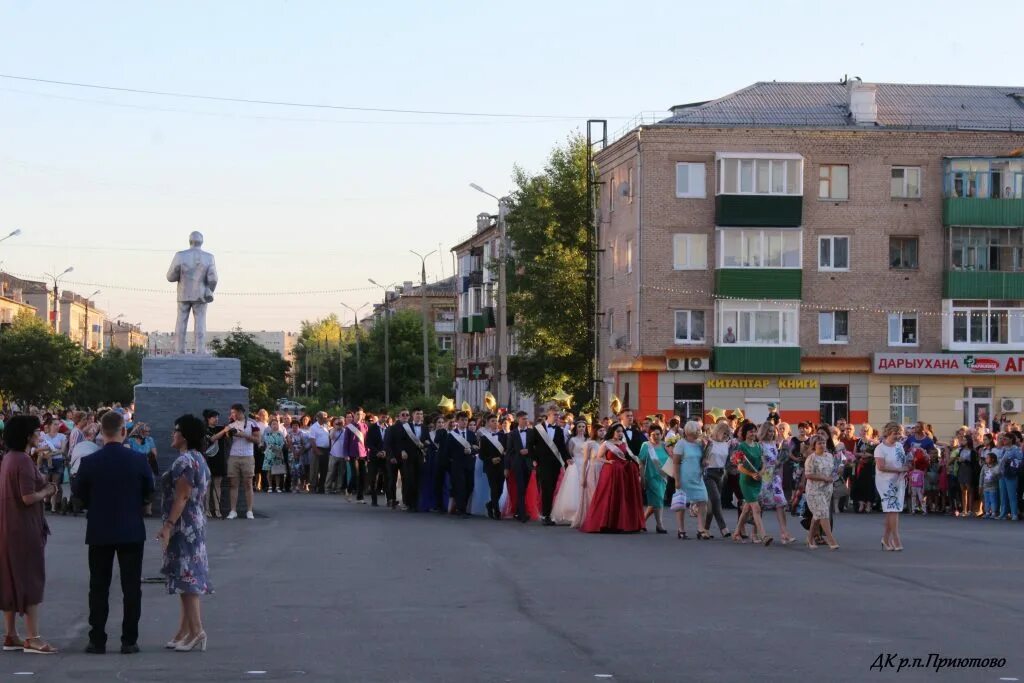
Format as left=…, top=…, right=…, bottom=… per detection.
left=734, top=422, right=771, bottom=546
left=671, top=421, right=710, bottom=540
left=638, top=425, right=670, bottom=534
left=261, top=418, right=286, bottom=493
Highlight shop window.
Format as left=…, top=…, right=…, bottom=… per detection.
left=674, top=384, right=704, bottom=422
left=890, top=385, right=919, bottom=425
left=819, top=385, right=849, bottom=425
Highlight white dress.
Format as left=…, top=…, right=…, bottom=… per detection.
left=551, top=437, right=587, bottom=524
left=571, top=440, right=603, bottom=528
left=874, top=441, right=909, bottom=512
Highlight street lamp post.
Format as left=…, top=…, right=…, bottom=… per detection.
left=106, top=313, right=124, bottom=351
left=0, top=228, right=21, bottom=244
left=43, top=267, right=74, bottom=333
left=340, top=302, right=370, bottom=371
left=410, top=249, right=438, bottom=398
left=82, top=289, right=100, bottom=350
left=336, top=321, right=344, bottom=408
left=369, top=279, right=398, bottom=406
left=470, top=183, right=510, bottom=407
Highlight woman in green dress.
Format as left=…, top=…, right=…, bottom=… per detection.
left=638, top=425, right=670, bottom=534
left=733, top=422, right=772, bottom=546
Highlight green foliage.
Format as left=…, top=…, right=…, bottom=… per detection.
left=0, top=311, right=86, bottom=405
left=67, top=347, right=145, bottom=407
left=505, top=134, right=591, bottom=404
left=210, top=328, right=290, bottom=411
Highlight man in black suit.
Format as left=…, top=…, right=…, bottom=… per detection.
left=507, top=411, right=533, bottom=522
left=478, top=413, right=506, bottom=520
left=620, top=409, right=647, bottom=456
left=365, top=413, right=389, bottom=507
left=400, top=409, right=428, bottom=512
left=431, top=419, right=449, bottom=513
left=442, top=411, right=478, bottom=517
left=527, top=405, right=572, bottom=526
left=72, top=411, right=155, bottom=655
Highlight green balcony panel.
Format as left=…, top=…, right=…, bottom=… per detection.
left=715, top=269, right=802, bottom=299
left=460, top=317, right=469, bottom=333
left=469, top=315, right=485, bottom=333
left=943, top=271, right=1024, bottom=299
left=713, top=346, right=801, bottom=374
left=943, top=198, right=1024, bottom=227
left=716, top=195, right=802, bottom=227
left=483, top=307, right=497, bottom=329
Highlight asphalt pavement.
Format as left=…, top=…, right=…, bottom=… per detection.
left=1, top=494, right=1021, bottom=683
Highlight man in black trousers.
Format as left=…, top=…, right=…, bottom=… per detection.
left=72, top=411, right=154, bottom=654
left=478, top=413, right=507, bottom=520
left=507, top=411, right=534, bottom=522
left=527, top=405, right=572, bottom=526
left=365, top=413, right=389, bottom=507
left=442, top=411, right=478, bottom=517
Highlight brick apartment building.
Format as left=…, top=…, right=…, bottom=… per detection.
left=596, top=80, right=1024, bottom=436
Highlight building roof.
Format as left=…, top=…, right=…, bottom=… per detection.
left=0, top=272, right=48, bottom=294
left=409, top=275, right=457, bottom=298
left=658, top=81, right=1024, bottom=131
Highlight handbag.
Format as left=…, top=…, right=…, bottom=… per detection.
left=669, top=489, right=688, bottom=511
left=661, top=456, right=677, bottom=480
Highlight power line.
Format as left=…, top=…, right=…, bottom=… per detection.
left=0, top=73, right=631, bottom=120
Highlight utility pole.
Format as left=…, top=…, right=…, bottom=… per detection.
left=82, top=289, right=100, bottom=350
left=340, top=302, right=370, bottom=371
left=496, top=198, right=510, bottom=407
left=337, top=321, right=344, bottom=408
left=368, top=280, right=398, bottom=406
left=410, top=249, right=438, bottom=398
left=44, top=267, right=73, bottom=333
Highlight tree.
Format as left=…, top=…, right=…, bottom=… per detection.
left=66, top=347, right=145, bottom=408
left=210, top=329, right=290, bottom=410
left=0, top=311, right=85, bottom=405
left=504, top=134, right=591, bottom=404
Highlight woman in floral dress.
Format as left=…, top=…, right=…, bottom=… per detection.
left=874, top=422, right=910, bottom=551
left=261, top=418, right=286, bottom=493
left=804, top=436, right=839, bottom=549
left=637, top=424, right=670, bottom=534
left=757, top=422, right=795, bottom=544
left=158, top=414, right=213, bottom=652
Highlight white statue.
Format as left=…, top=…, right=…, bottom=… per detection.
left=166, top=231, right=218, bottom=354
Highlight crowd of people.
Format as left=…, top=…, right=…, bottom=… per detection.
left=2, top=396, right=1023, bottom=655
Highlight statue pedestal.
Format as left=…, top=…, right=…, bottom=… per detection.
left=134, top=355, right=248, bottom=472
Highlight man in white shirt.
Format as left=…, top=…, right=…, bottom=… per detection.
left=308, top=412, right=331, bottom=494
left=224, top=403, right=261, bottom=519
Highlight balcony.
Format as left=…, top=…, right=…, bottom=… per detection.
left=943, top=198, right=1024, bottom=227
left=715, top=269, right=802, bottom=299
left=434, top=321, right=456, bottom=334
left=460, top=315, right=485, bottom=333
left=715, top=195, right=802, bottom=227
left=713, top=346, right=801, bottom=374
left=943, top=271, right=1024, bottom=299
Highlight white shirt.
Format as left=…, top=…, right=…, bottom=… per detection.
left=69, top=440, right=99, bottom=475
left=309, top=422, right=330, bottom=448
left=228, top=419, right=256, bottom=457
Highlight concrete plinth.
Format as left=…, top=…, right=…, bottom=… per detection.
left=134, top=355, right=248, bottom=472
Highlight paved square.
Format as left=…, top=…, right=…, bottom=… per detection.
left=1, top=497, right=1020, bottom=682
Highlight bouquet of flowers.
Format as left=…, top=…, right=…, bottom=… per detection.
left=665, top=434, right=681, bottom=450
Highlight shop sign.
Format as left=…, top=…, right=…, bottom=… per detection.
left=707, top=378, right=819, bottom=390
left=873, top=353, right=1024, bottom=375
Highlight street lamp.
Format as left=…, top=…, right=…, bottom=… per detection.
left=43, top=266, right=74, bottom=333
left=340, top=302, right=370, bottom=370
left=410, top=249, right=438, bottom=398
left=368, top=279, right=398, bottom=406
left=469, top=182, right=510, bottom=408
left=82, top=289, right=100, bottom=350
left=0, top=228, right=21, bottom=244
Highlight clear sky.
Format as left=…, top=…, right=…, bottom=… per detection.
left=1, top=0, right=1020, bottom=333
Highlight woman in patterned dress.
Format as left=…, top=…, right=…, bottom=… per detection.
left=637, top=424, right=670, bottom=534
left=874, top=422, right=910, bottom=551
left=157, top=414, right=213, bottom=653
left=757, top=422, right=795, bottom=545
left=804, top=436, right=839, bottom=549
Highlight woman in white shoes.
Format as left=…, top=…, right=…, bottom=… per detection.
left=158, top=414, right=213, bottom=652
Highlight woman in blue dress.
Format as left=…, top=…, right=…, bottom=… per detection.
left=419, top=416, right=448, bottom=512
left=638, top=425, right=670, bottom=533
left=157, top=414, right=213, bottom=653
left=671, top=421, right=710, bottom=539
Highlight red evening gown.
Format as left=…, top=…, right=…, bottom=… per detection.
left=502, top=469, right=541, bottom=520
left=581, top=444, right=644, bottom=533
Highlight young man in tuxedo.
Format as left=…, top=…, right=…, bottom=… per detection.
left=619, top=409, right=647, bottom=456
left=365, top=413, right=389, bottom=507
left=400, top=409, right=428, bottom=511
left=478, top=414, right=506, bottom=520
left=527, top=405, right=572, bottom=526
left=507, top=411, right=533, bottom=522
left=442, top=411, right=478, bottom=517
left=383, top=409, right=413, bottom=510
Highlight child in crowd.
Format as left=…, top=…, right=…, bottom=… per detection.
left=909, top=465, right=926, bottom=514
left=926, top=452, right=940, bottom=513
left=980, top=452, right=1001, bottom=518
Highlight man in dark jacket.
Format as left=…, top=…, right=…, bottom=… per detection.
left=72, top=411, right=155, bottom=654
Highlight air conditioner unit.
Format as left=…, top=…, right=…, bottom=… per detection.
left=686, top=357, right=708, bottom=371
left=1001, top=398, right=1022, bottom=413
left=666, top=358, right=683, bottom=371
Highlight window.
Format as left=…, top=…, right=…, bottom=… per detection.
left=628, top=167, right=634, bottom=203
left=888, top=312, right=918, bottom=346
left=820, top=385, right=849, bottom=424
left=625, top=310, right=632, bottom=345
left=438, top=336, right=453, bottom=352
left=718, top=228, right=801, bottom=268
left=609, top=240, right=617, bottom=274
left=949, top=227, right=1024, bottom=272
left=818, top=311, right=849, bottom=344
left=608, top=171, right=615, bottom=213
left=717, top=301, right=799, bottom=346
left=717, top=155, right=803, bottom=195
left=675, top=162, right=706, bottom=198
left=674, top=384, right=704, bottom=422
left=950, top=299, right=1024, bottom=347
left=945, top=158, right=1024, bottom=199
left=674, top=310, right=706, bottom=344
left=890, top=385, right=919, bottom=425
left=672, top=234, right=708, bottom=270
left=469, top=287, right=482, bottom=315
left=626, top=239, right=633, bottom=274
left=818, top=236, right=850, bottom=271
left=606, top=310, right=615, bottom=348
left=889, top=236, right=919, bottom=269
left=891, top=166, right=922, bottom=198
left=818, top=165, right=849, bottom=200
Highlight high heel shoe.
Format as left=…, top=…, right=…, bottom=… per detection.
left=175, top=632, right=207, bottom=652
left=165, top=637, right=186, bottom=649
left=655, top=527, right=667, bottom=534
left=829, top=544, right=840, bottom=551
left=677, top=531, right=688, bottom=540
left=881, top=538, right=894, bottom=551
